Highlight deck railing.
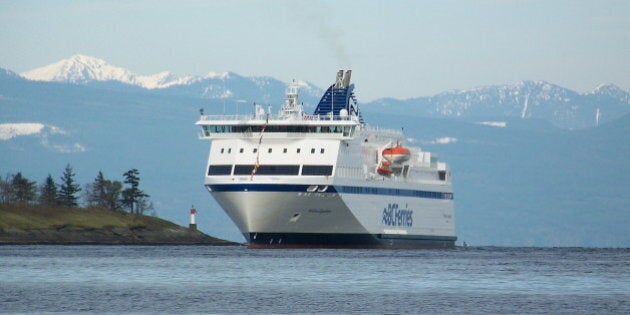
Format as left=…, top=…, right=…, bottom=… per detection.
left=198, top=114, right=360, bottom=122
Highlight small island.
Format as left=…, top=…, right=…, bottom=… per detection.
left=0, top=203, right=238, bottom=245
left=0, top=165, right=237, bottom=245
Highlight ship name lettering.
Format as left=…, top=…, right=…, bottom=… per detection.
left=381, top=203, right=413, bottom=227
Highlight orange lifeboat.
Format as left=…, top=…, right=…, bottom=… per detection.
left=377, top=160, right=393, bottom=176
left=382, top=145, right=411, bottom=163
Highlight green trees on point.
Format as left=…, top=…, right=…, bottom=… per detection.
left=0, top=164, right=152, bottom=214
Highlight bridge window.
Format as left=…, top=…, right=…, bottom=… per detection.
left=207, top=165, right=232, bottom=176
left=311, top=148, right=315, bottom=154
left=302, top=165, right=333, bottom=176
left=234, top=164, right=299, bottom=175
left=297, top=148, right=301, bottom=154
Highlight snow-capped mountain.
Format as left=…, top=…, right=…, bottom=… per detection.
left=22, top=54, right=138, bottom=85
left=135, top=71, right=198, bottom=89
left=588, top=83, right=629, bottom=105
left=20, top=54, right=204, bottom=89
left=19, top=55, right=324, bottom=103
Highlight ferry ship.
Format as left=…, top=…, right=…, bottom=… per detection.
left=196, top=70, right=456, bottom=248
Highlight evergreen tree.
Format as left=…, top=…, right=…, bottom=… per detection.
left=38, top=174, right=59, bottom=206
left=85, top=171, right=122, bottom=211
left=102, top=179, right=123, bottom=211
left=58, top=164, right=81, bottom=207
left=10, top=172, right=37, bottom=204
left=122, top=168, right=149, bottom=214
left=85, top=171, right=107, bottom=207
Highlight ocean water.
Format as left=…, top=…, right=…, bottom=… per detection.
left=1, top=246, right=628, bottom=314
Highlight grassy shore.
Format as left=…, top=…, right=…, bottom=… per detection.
left=0, top=203, right=176, bottom=231
left=0, top=203, right=237, bottom=245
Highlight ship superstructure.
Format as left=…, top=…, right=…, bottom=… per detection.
left=196, top=70, right=456, bottom=248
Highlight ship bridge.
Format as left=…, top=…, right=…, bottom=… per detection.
left=196, top=70, right=363, bottom=140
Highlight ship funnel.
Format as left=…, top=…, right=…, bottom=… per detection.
left=313, top=70, right=362, bottom=123
left=342, top=70, right=352, bottom=88
left=335, top=70, right=344, bottom=88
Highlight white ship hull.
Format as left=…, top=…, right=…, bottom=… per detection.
left=207, top=180, right=455, bottom=248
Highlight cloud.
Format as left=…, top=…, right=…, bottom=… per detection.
left=40, top=136, right=87, bottom=153
left=0, top=123, right=45, bottom=140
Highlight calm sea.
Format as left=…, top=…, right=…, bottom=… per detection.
left=1, top=245, right=628, bottom=313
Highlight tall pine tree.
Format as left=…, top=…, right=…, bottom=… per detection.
left=38, top=174, right=58, bottom=206
left=85, top=171, right=123, bottom=211
left=58, top=164, right=81, bottom=207
left=122, top=169, right=149, bottom=214
left=10, top=172, right=37, bottom=204
left=85, top=171, right=107, bottom=207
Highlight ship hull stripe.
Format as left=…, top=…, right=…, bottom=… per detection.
left=247, top=232, right=456, bottom=249
left=206, top=184, right=453, bottom=200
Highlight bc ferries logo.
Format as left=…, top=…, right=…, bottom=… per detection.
left=381, top=203, right=413, bottom=227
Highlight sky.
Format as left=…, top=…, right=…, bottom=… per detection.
left=1, top=0, right=628, bottom=101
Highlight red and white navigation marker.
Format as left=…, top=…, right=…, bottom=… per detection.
left=189, top=206, right=197, bottom=230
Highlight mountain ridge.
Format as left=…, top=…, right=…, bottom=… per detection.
left=17, top=55, right=628, bottom=97
left=362, top=80, right=629, bottom=129
left=13, top=54, right=630, bottom=130
left=12, top=55, right=629, bottom=130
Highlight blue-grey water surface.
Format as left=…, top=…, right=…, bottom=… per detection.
left=1, top=246, right=628, bottom=313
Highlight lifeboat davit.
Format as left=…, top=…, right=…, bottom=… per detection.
left=382, top=146, right=411, bottom=163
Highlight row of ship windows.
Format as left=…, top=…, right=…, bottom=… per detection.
left=208, top=164, right=333, bottom=176
left=220, top=147, right=325, bottom=154
left=204, top=125, right=353, bottom=135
